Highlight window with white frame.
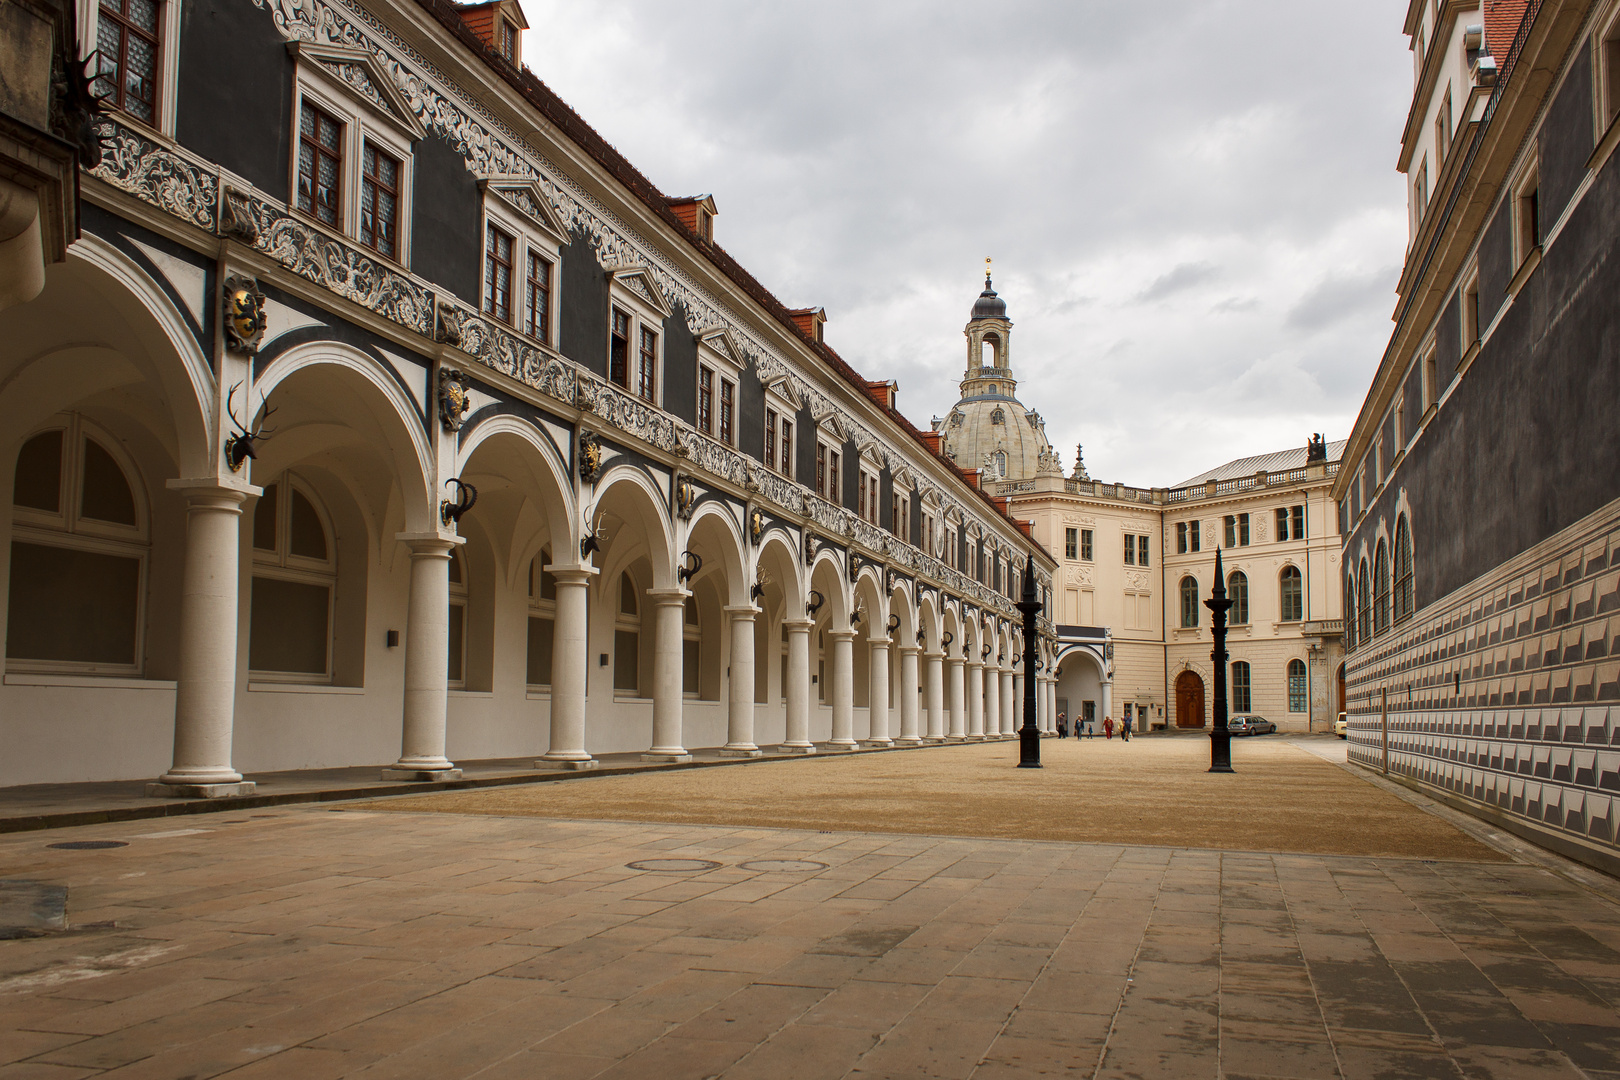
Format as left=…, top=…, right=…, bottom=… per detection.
left=1288, top=658, right=1307, bottom=712
left=815, top=438, right=841, bottom=502
left=7, top=417, right=148, bottom=675
left=249, top=475, right=337, bottom=682
left=88, top=0, right=181, bottom=132
left=1435, top=86, right=1453, bottom=170
left=1422, top=341, right=1440, bottom=410
left=1223, top=513, right=1250, bottom=548
left=1275, top=505, right=1305, bottom=541
left=762, top=384, right=797, bottom=479
left=891, top=491, right=910, bottom=542
left=1514, top=157, right=1541, bottom=268
left=526, top=548, right=555, bottom=687
left=1603, top=8, right=1620, bottom=129
left=604, top=271, right=668, bottom=405
left=447, top=548, right=467, bottom=689
left=288, top=44, right=424, bottom=263
left=479, top=180, right=564, bottom=342
left=856, top=459, right=880, bottom=525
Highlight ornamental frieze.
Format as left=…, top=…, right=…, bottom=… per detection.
left=577, top=376, right=679, bottom=454
left=435, top=302, right=551, bottom=388
left=91, top=119, right=217, bottom=232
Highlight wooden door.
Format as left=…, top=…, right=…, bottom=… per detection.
left=1175, top=670, right=1205, bottom=728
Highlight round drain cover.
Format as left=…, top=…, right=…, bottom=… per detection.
left=47, top=840, right=128, bottom=850
left=625, top=858, right=722, bottom=872
left=738, top=859, right=828, bottom=873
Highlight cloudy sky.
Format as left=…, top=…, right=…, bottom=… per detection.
left=525, top=1, right=1414, bottom=487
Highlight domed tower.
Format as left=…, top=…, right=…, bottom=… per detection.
left=934, top=262, right=1063, bottom=482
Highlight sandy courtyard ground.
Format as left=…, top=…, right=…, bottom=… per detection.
left=378, top=736, right=1505, bottom=862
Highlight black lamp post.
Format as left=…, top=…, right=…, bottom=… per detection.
left=1205, top=547, right=1234, bottom=773
left=1017, top=559, right=1042, bottom=768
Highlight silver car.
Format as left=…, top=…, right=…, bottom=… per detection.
left=1228, top=714, right=1275, bottom=735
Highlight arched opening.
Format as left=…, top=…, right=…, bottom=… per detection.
left=1228, top=570, right=1250, bottom=626
left=1287, top=658, right=1307, bottom=713
left=1280, top=566, right=1303, bottom=622
left=1054, top=646, right=1104, bottom=733
left=1373, top=540, right=1391, bottom=636
left=1356, top=559, right=1371, bottom=644
left=980, top=332, right=1000, bottom=369
left=1174, top=669, right=1205, bottom=728
left=1393, top=515, right=1413, bottom=623
left=1179, top=575, right=1199, bottom=628
left=7, top=417, right=148, bottom=674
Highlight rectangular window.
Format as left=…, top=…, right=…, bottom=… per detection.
left=1291, top=505, right=1304, bottom=540
left=526, top=253, right=551, bottom=342
left=359, top=142, right=399, bottom=259
left=609, top=309, right=630, bottom=387
left=1138, top=535, right=1149, bottom=568
left=499, top=19, right=516, bottom=61
left=719, top=378, right=734, bottom=444
left=1232, top=662, right=1251, bottom=713
left=1239, top=513, right=1250, bottom=546
left=483, top=224, right=513, bottom=324
left=1224, top=515, right=1235, bottom=548
left=1081, top=529, right=1093, bottom=562
left=613, top=629, right=639, bottom=694
left=697, top=365, right=713, bottom=434
left=828, top=449, right=839, bottom=502
left=1189, top=520, right=1200, bottom=552
left=1423, top=346, right=1439, bottom=408
left=780, top=419, right=793, bottom=480
left=1176, top=522, right=1187, bottom=554
left=1289, top=664, right=1308, bottom=712
left=764, top=409, right=777, bottom=471
left=1224, top=513, right=1250, bottom=547
left=1123, top=534, right=1135, bottom=565
left=638, top=326, right=658, bottom=401
left=1463, top=276, right=1480, bottom=350
left=1605, top=19, right=1620, bottom=128
left=96, top=0, right=162, bottom=125
left=1276, top=508, right=1289, bottom=542
left=1065, top=528, right=1078, bottom=560
left=1517, top=165, right=1540, bottom=264
left=297, top=103, right=344, bottom=228
left=815, top=443, right=826, bottom=496
left=525, top=617, right=553, bottom=685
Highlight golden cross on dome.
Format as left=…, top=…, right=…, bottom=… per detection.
left=985, top=257, right=992, bottom=285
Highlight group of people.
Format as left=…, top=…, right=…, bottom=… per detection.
left=1054, top=712, right=1131, bottom=741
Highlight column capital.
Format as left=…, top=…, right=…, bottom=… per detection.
left=549, top=565, right=600, bottom=586
left=826, top=629, right=857, bottom=642
left=897, top=644, right=921, bottom=656
left=166, top=478, right=260, bottom=508
left=925, top=650, right=946, bottom=661
left=396, top=533, right=463, bottom=557
left=866, top=636, right=891, bottom=650
left=783, top=618, right=815, bottom=631
left=723, top=604, right=760, bottom=619
left=646, top=587, right=691, bottom=605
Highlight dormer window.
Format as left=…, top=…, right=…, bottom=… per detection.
left=499, top=19, right=517, bottom=61
left=696, top=207, right=713, bottom=242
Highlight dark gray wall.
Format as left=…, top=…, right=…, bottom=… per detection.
left=1379, top=411, right=1396, bottom=475
left=1438, top=290, right=1461, bottom=373
left=662, top=304, right=697, bottom=426
left=409, top=134, right=481, bottom=303
left=841, top=439, right=859, bottom=513
left=737, top=364, right=765, bottom=461
left=1478, top=200, right=1514, bottom=323
left=1540, top=40, right=1594, bottom=230
left=174, top=0, right=292, bottom=195
left=1402, top=363, right=1424, bottom=445
left=795, top=406, right=817, bottom=482
left=559, top=230, right=608, bottom=376
left=1349, top=148, right=1620, bottom=610
left=878, top=468, right=893, bottom=531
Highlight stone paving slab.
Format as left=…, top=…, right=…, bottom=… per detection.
left=1, top=798, right=1617, bottom=1079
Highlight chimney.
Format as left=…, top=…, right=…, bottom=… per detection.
left=456, top=0, right=528, bottom=67
left=667, top=195, right=717, bottom=243
left=788, top=307, right=826, bottom=343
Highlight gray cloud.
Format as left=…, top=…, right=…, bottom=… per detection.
left=525, top=0, right=1412, bottom=483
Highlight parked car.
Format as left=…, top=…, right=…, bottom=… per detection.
left=1228, top=714, right=1275, bottom=735
left=1334, top=713, right=1348, bottom=739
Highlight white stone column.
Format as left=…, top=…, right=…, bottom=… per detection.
left=897, top=645, right=922, bottom=745
left=948, top=656, right=966, bottom=739
left=721, top=605, right=761, bottom=757
left=967, top=658, right=985, bottom=739
left=1013, top=672, right=1024, bottom=733
left=863, top=637, right=892, bottom=747
left=1002, top=668, right=1016, bottom=735
left=924, top=650, right=945, bottom=741
left=1102, top=680, right=1113, bottom=732
left=537, top=567, right=597, bottom=768
left=780, top=617, right=815, bottom=753
left=828, top=630, right=857, bottom=750
left=382, top=537, right=462, bottom=780
left=643, top=588, right=692, bottom=762
left=983, top=658, right=1000, bottom=738
left=150, top=483, right=256, bottom=798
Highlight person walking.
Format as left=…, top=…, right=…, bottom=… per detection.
left=1104, top=715, right=1113, bottom=740
left=1057, top=712, right=1067, bottom=739
left=1122, top=712, right=1132, bottom=741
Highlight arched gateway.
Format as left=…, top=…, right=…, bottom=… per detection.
left=1175, top=669, right=1206, bottom=729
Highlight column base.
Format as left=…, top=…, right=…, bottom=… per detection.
left=824, top=740, right=858, bottom=752
left=146, top=781, right=256, bottom=799
left=641, top=751, right=693, bottom=763
left=380, top=767, right=463, bottom=781
left=718, top=746, right=763, bottom=758
left=777, top=743, right=817, bottom=755
left=947, top=734, right=968, bottom=742
left=535, top=757, right=598, bottom=770
left=859, top=739, right=893, bottom=749
left=895, top=737, right=924, bottom=746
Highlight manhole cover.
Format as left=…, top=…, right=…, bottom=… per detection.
left=46, top=841, right=127, bottom=850
left=738, top=859, right=828, bottom=873
left=625, top=859, right=722, bottom=872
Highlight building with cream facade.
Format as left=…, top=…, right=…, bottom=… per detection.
left=0, top=0, right=1062, bottom=794
left=937, top=285, right=1346, bottom=733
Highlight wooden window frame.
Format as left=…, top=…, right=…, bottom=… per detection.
left=526, top=251, right=552, bottom=343
left=297, top=101, right=346, bottom=230
left=484, top=223, right=515, bottom=324
left=359, top=140, right=401, bottom=258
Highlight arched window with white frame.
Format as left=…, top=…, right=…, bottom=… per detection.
left=249, top=475, right=336, bottom=682
left=1279, top=565, right=1303, bottom=622
left=1287, top=658, right=1307, bottom=713
left=1179, top=576, right=1199, bottom=628
left=1231, top=660, right=1252, bottom=712
left=7, top=417, right=148, bottom=674
left=526, top=547, right=555, bottom=687
left=1393, top=515, right=1414, bottom=623
left=1227, top=571, right=1249, bottom=626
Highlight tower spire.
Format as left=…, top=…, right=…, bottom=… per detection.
left=985, top=256, right=992, bottom=288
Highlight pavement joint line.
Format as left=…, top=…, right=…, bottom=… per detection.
left=1292, top=739, right=1620, bottom=903
left=0, top=737, right=1017, bottom=836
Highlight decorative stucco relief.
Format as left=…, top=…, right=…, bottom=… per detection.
left=92, top=119, right=217, bottom=232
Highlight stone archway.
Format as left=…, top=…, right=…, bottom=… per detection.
left=1175, top=669, right=1206, bottom=729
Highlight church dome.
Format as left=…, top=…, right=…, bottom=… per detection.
left=971, top=279, right=1007, bottom=320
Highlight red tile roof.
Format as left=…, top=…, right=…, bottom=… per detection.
left=1483, top=0, right=1531, bottom=60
